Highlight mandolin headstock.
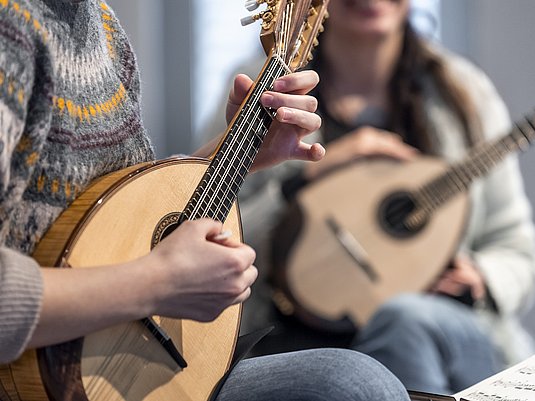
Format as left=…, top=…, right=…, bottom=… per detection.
left=242, top=0, right=329, bottom=71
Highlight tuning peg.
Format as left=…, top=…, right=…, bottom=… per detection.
left=245, top=0, right=261, bottom=11
left=241, top=13, right=262, bottom=26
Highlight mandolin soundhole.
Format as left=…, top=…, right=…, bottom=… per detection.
left=151, top=212, right=183, bottom=249
left=378, top=191, right=427, bottom=239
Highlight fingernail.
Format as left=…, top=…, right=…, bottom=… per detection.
left=277, top=108, right=292, bottom=122
left=273, top=79, right=286, bottom=92
left=261, top=93, right=274, bottom=107
left=212, top=230, right=232, bottom=241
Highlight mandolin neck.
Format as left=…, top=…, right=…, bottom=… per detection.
left=182, top=54, right=289, bottom=223
left=413, top=115, right=535, bottom=214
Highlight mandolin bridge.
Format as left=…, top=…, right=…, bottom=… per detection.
left=326, top=216, right=378, bottom=282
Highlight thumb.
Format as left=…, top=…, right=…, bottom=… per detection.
left=190, top=218, right=224, bottom=240
left=229, top=74, right=253, bottom=106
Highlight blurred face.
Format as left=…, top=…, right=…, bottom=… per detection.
left=327, top=0, right=410, bottom=39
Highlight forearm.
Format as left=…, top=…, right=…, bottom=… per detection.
left=28, top=258, right=157, bottom=349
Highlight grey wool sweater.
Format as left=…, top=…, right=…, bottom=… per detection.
left=0, top=0, right=154, bottom=363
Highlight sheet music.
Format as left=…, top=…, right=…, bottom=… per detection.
left=454, top=354, right=535, bottom=401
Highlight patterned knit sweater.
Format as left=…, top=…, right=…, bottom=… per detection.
left=0, top=0, right=154, bottom=363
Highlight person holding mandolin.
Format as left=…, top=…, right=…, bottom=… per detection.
left=0, top=0, right=413, bottom=401
left=234, top=0, right=535, bottom=396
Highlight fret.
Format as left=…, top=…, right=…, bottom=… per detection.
left=412, top=112, right=535, bottom=215
left=182, top=55, right=289, bottom=222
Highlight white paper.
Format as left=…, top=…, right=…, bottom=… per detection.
left=454, top=354, right=535, bottom=401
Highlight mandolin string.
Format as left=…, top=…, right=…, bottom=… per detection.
left=98, top=326, right=143, bottom=396
left=207, top=17, right=293, bottom=220
left=212, top=59, right=288, bottom=219
left=87, top=342, right=122, bottom=397
left=86, top=335, right=122, bottom=397
left=412, top=116, right=535, bottom=219
left=191, top=42, right=289, bottom=220
left=191, top=2, right=297, bottom=221
left=203, top=6, right=293, bottom=221
left=424, top=128, right=516, bottom=210
left=101, top=343, right=147, bottom=400
left=87, top=322, right=145, bottom=398
left=101, top=322, right=180, bottom=399
left=187, top=60, right=277, bottom=220
left=85, top=321, right=134, bottom=397
left=107, top=325, right=158, bottom=399
left=206, top=66, right=290, bottom=221
left=202, top=59, right=287, bottom=222
left=193, top=59, right=280, bottom=219
left=191, top=2, right=294, bottom=221
left=191, top=55, right=290, bottom=219
left=102, top=331, right=145, bottom=399
left=281, top=1, right=293, bottom=60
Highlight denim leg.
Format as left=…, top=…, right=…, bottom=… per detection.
left=215, top=348, right=410, bottom=401
left=353, top=293, right=503, bottom=394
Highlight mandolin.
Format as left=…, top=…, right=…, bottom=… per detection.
left=0, top=1, right=329, bottom=400
left=271, top=113, right=535, bottom=333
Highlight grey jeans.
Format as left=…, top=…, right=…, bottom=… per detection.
left=215, top=348, right=410, bottom=401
